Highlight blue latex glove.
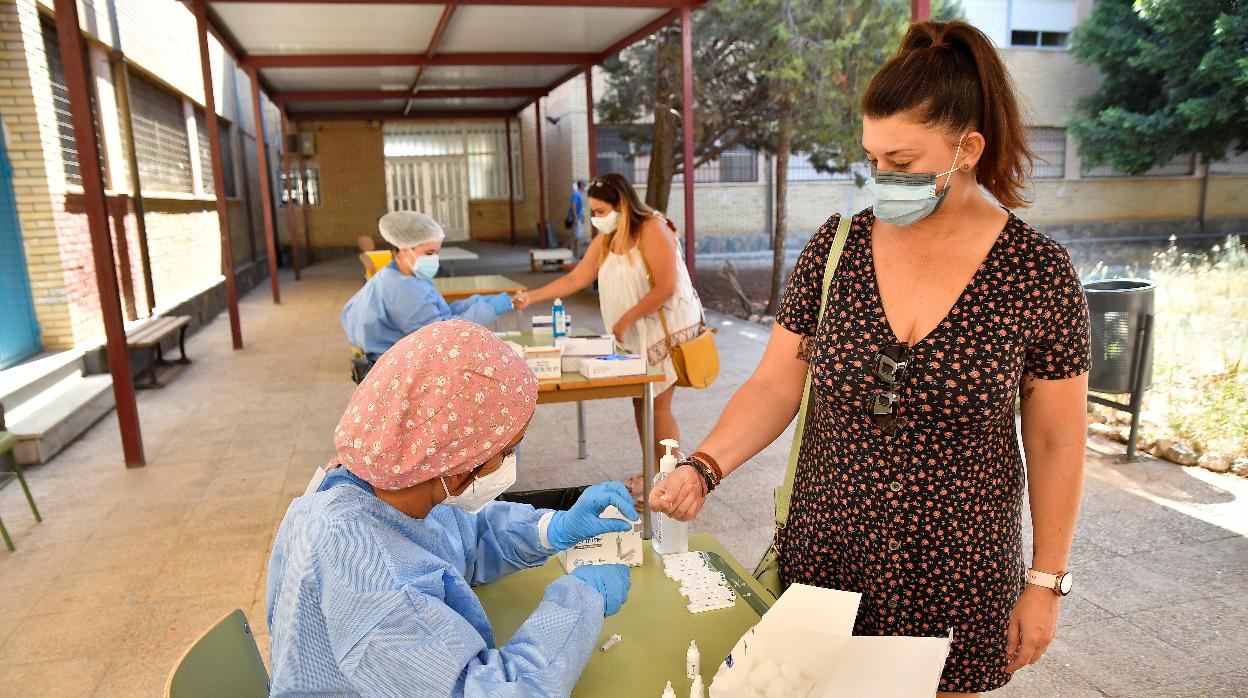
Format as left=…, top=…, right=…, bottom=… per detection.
left=547, top=482, right=639, bottom=550
left=484, top=292, right=513, bottom=315
left=570, top=564, right=631, bottom=617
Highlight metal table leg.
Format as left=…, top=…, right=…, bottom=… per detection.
left=577, top=401, right=588, bottom=460
left=641, top=381, right=655, bottom=540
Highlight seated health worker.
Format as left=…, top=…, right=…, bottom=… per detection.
left=341, top=211, right=515, bottom=360
left=267, top=320, right=636, bottom=697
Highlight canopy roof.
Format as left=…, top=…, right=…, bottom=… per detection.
left=206, top=1, right=706, bottom=119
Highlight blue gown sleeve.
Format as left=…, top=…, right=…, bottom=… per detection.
left=383, top=276, right=450, bottom=336
left=448, top=295, right=500, bottom=326
left=440, top=502, right=553, bottom=585
left=319, top=521, right=604, bottom=697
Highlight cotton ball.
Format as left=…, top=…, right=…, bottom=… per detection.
left=764, top=684, right=789, bottom=698
left=746, top=666, right=769, bottom=692
left=779, top=663, right=803, bottom=687
left=753, top=659, right=779, bottom=681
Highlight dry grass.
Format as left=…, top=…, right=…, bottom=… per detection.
left=1086, top=236, right=1248, bottom=457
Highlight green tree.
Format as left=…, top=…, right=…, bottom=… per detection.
left=1068, top=0, right=1248, bottom=229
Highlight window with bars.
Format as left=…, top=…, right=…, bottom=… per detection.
left=786, top=153, right=865, bottom=182
left=129, top=73, right=193, bottom=193
left=1082, top=152, right=1195, bottom=178
left=281, top=166, right=320, bottom=206
left=1028, top=128, right=1066, bottom=178
left=1010, top=30, right=1069, bottom=48
left=193, top=108, right=236, bottom=197
left=41, top=18, right=104, bottom=187
left=383, top=122, right=522, bottom=200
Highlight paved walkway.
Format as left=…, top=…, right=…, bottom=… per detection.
left=1, top=251, right=1245, bottom=697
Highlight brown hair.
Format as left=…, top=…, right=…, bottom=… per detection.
left=862, top=21, right=1033, bottom=208
left=586, top=173, right=662, bottom=260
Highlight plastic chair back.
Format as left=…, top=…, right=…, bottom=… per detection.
left=363, top=250, right=393, bottom=279
left=165, top=609, right=269, bottom=698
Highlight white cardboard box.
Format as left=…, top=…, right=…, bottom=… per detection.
left=523, top=345, right=563, bottom=380
left=560, top=355, right=584, bottom=374
left=579, top=354, right=646, bottom=379
left=556, top=506, right=643, bottom=572
left=555, top=335, right=615, bottom=356
left=710, top=584, right=952, bottom=698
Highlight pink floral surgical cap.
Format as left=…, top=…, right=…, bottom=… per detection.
left=332, top=319, right=538, bottom=490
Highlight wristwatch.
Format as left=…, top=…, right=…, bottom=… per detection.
left=1026, top=568, right=1073, bottom=596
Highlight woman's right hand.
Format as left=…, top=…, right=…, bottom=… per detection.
left=648, top=464, right=708, bottom=522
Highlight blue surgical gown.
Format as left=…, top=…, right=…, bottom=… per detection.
left=341, top=261, right=499, bottom=359
left=266, top=469, right=604, bottom=697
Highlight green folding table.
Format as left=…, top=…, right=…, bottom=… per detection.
left=475, top=533, right=772, bottom=697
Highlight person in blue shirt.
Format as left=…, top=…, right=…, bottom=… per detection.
left=341, top=211, right=515, bottom=360
left=567, top=178, right=587, bottom=258
left=268, top=320, right=636, bottom=697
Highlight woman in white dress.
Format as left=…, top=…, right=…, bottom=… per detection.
left=514, top=174, right=703, bottom=497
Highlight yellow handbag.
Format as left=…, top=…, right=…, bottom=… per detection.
left=751, top=212, right=851, bottom=599
left=639, top=234, right=719, bottom=389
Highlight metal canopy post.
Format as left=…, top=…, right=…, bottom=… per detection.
left=911, top=0, right=931, bottom=21
left=194, top=0, right=243, bottom=350
left=535, top=99, right=548, bottom=248
left=279, top=105, right=301, bottom=280
left=247, top=66, right=281, bottom=304
left=585, top=66, right=597, bottom=179
left=679, top=7, right=696, bottom=280
left=52, top=0, right=145, bottom=466
left=505, top=115, right=517, bottom=245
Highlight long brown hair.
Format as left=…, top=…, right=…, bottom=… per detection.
left=586, top=173, right=661, bottom=259
left=862, top=21, right=1034, bottom=208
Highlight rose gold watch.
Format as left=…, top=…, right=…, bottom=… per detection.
left=1026, top=568, right=1073, bottom=596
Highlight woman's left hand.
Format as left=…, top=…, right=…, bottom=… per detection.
left=612, top=314, right=635, bottom=343
left=1003, top=585, right=1060, bottom=673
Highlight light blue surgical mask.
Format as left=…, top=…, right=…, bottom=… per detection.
left=414, top=254, right=440, bottom=280
left=866, top=137, right=965, bottom=227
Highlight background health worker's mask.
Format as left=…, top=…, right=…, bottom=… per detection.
left=414, top=254, right=440, bottom=280
left=440, top=451, right=517, bottom=514
left=591, top=210, right=620, bottom=234
left=867, top=137, right=965, bottom=227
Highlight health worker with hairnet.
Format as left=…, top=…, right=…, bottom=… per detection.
left=340, top=211, right=515, bottom=360
left=267, top=320, right=637, bottom=697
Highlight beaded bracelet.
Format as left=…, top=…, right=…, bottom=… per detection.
left=680, top=457, right=718, bottom=495
left=690, top=451, right=724, bottom=483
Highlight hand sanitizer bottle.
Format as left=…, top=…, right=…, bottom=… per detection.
left=652, top=439, right=689, bottom=555
left=552, top=298, right=566, bottom=338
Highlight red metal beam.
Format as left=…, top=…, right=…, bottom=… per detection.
left=584, top=66, right=597, bottom=179
left=279, top=87, right=542, bottom=102
left=278, top=105, right=301, bottom=280
left=505, top=115, right=516, bottom=245
left=284, top=109, right=515, bottom=121
left=521, top=7, right=681, bottom=112
left=535, top=99, right=547, bottom=248
left=212, top=0, right=703, bottom=6
left=911, top=0, right=931, bottom=22
left=248, top=66, right=281, bottom=304
left=53, top=0, right=145, bottom=467
left=679, top=6, right=695, bottom=280
left=246, top=52, right=596, bottom=69
left=195, top=0, right=244, bottom=350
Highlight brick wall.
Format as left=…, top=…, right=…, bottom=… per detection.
left=2, top=0, right=280, bottom=351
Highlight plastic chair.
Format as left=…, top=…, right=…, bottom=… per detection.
left=0, top=428, right=42, bottom=552
left=362, top=250, right=393, bottom=279
left=165, top=609, right=269, bottom=698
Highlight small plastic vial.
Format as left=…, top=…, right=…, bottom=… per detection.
left=689, top=675, right=705, bottom=698
left=661, top=681, right=677, bottom=698
left=686, top=639, right=700, bottom=679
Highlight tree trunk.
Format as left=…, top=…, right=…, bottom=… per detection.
left=645, top=26, right=679, bottom=211
left=766, top=104, right=793, bottom=316
left=1197, top=153, right=1209, bottom=235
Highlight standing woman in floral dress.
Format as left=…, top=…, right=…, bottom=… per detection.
left=650, top=21, right=1090, bottom=696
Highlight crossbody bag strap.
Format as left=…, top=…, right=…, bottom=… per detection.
left=774, top=212, right=853, bottom=528
left=637, top=228, right=678, bottom=351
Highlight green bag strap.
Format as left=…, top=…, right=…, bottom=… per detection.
left=774, top=213, right=852, bottom=528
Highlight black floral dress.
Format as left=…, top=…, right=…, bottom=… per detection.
left=775, top=209, right=1090, bottom=693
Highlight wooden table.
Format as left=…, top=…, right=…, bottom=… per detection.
left=433, top=274, right=526, bottom=303
left=513, top=332, right=665, bottom=537
left=475, top=534, right=772, bottom=698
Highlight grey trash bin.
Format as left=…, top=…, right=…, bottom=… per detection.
left=1085, top=279, right=1155, bottom=394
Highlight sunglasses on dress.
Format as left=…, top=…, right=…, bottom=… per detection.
left=870, top=343, right=910, bottom=434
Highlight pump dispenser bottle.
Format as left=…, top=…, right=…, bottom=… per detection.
left=552, top=298, right=566, bottom=338
left=652, top=439, right=689, bottom=554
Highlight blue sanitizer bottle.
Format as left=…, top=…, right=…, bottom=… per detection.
left=552, top=298, right=566, bottom=338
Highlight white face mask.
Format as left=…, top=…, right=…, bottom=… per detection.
left=439, top=451, right=517, bottom=514
left=591, top=210, right=620, bottom=234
